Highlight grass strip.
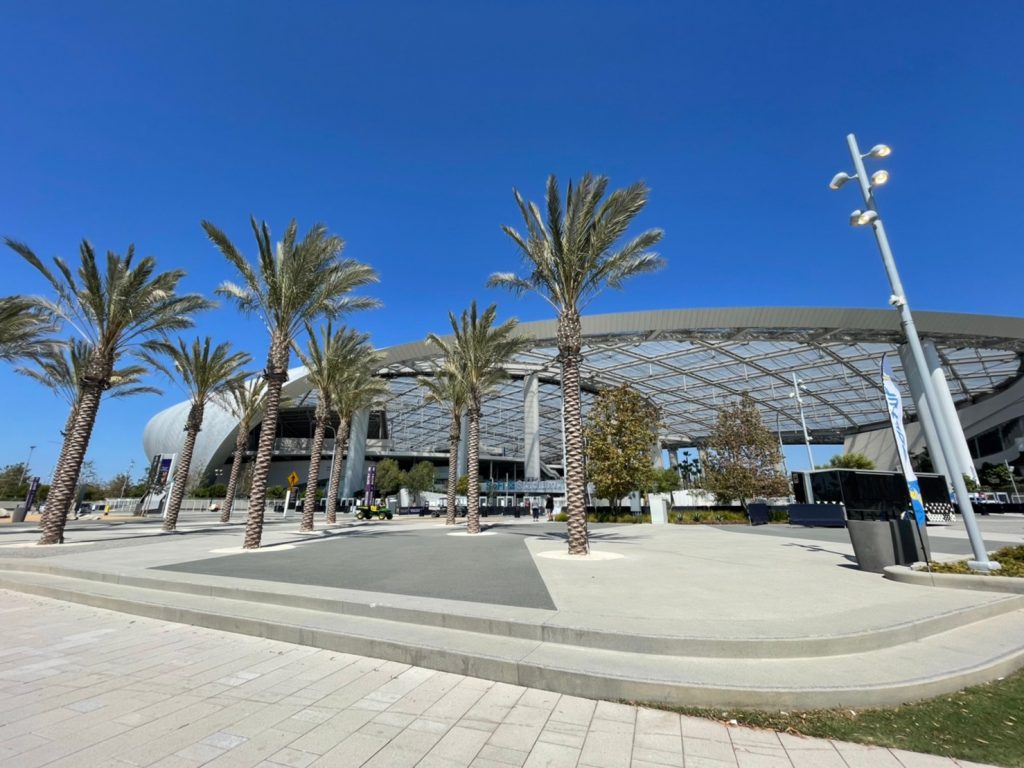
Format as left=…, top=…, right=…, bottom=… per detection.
left=635, top=668, right=1024, bottom=767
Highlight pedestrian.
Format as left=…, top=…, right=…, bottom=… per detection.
left=526, top=497, right=536, bottom=521
left=545, top=494, right=554, bottom=521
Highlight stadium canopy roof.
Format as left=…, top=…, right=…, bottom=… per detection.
left=144, top=307, right=1024, bottom=476
left=368, top=307, right=1024, bottom=468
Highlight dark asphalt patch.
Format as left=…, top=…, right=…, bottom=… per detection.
left=154, top=526, right=557, bottom=610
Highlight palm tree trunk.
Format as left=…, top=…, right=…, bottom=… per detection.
left=301, top=407, right=328, bottom=532
left=39, top=383, right=103, bottom=545
left=446, top=411, right=460, bottom=525
left=326, top=416, right=348, bottom=524
left=245, top=339, right=288, bottom=549
left=220, top=425, right=247, bottom=523
left=559, top=311, right=589, bottom=555
left=466, top=405, right=481, bottom=534
left=42, top=404, right=78, bottom=529
left=164, top=403, right=203, bottom=532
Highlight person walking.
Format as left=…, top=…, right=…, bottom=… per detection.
left=545, top=494, right=554, bottom=521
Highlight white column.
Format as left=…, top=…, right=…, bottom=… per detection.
left=523, top=375, right=540, bottom=480
left=898, top=343, right=951, bottom=484
left=341, top=408, right=370, bottom=498
left=922, top=339, right=979, bottom=483
left=456, top=411, right=469, bottom=478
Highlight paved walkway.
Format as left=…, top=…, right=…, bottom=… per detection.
left=0, top=590, right=996, bottom=768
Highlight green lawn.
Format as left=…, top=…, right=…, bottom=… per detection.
left=643, top=668, right=1024, bottom=767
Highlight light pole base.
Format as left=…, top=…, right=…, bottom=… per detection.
left=968, top=560, right=1002, bottom=573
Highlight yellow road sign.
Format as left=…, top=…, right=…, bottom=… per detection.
left=287, top=471, right=300, bottom=488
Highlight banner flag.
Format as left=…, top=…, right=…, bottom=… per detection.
left=881, top=354, right=927, bottom=527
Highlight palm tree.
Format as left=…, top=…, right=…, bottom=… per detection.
left=489, top=174, right=664, bottom=554
left=427, top=302, right=528, bottom=534
left=6, top=238, right=212, bottom=545
left=218, top=378, right=267, bottom=523
left=150, top=337, right=251, bottom=532
left=326, top=353, right=387, bottom=523
left=0, top=296, right=56, bottom=362
left=418, top=366, right=467, bottom=525
left=17, top=339, right=161, bottom=523
left=292, top=323, right=370, bottom=532
left=203, top=217, right=379, bottom=549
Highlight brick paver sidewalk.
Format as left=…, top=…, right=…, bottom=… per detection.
left=0, top=590, right=993, bottom=768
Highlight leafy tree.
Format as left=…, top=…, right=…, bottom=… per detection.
left=204, top=217, right=379, bottom=548
left=980, top=462, right=1013, bottom=490
left=7, top=238, right=212, bottom=544
left=405, top=461, right=436, bottom=504
left=824, top=452, right=876, bottom=470
left=703, top=395, right=789, bottom=509
left=0, top=295, right=56, bottom=362
left=910, top=448, right=934, bottom=474
left=585, top=384, right=660, bottom=510
left=292, top=323, right=369, bottom=532
left=325, top=343, right=387, bottom=523
left=266, top=485, right=287, bottom=500
left=962, top=474, right=980, bottom=493
left=490, top=173, right=664, bottom=554
left=419, top=366, right=468, bottom=525
left=455, top=475, right=469, bottom=496
left=218, top=378, right=267, bottom=523
left=649, top=467, right=681, bottom=494
left=0, top=463, right=29, bottom=500
left=150, top=336, right=251, bottom=531
left=427, top=302, right=528, bottom=534
left=375, top=458, right=404, bottom=497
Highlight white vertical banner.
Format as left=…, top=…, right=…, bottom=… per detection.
left=881, top=354, right=926, bottom=527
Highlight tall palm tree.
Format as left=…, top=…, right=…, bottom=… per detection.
left=292, top=323, right=370, bottom=532
left=6, top=238, right=212, bottom=545
left=150, top=337, right=251, bottom=532
left=326, top=353, right=387, bottom=523
left=17, top=339, right=161, bottom=523
left=218, top=378, right=267, bottom=523
left=203, top=217, right=379, bottom=549
left=427, top=302, right=528, bottom=534
left=418, top=365, right=467, bottom=525
left=0, top=296, right=57, bottom=362
left=489, top=174, right=664, bottom=554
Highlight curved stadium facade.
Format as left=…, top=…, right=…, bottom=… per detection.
left=143, top=307, right=1024, bottom=498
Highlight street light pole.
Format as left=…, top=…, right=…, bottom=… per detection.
left=838, top=133, right=997, bottom=571
left=1006, top=461, right=1021, bottom=504
left=20, top=445, right=36, bottom=487
left=790, top=373, right=814, bottom=469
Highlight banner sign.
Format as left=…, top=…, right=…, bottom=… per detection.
left=365, top=465, right=376, bottom=505
left=881, top=354, right=926, bottom=527
left=24, top=476, right=40, bottom=511
left=484, top=479, right=565, bottom=493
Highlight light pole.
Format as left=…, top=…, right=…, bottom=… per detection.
left=1006, top=461, right=1021, bottom=504
left=831, top=134, right=997, bottom=571
left=119, top=459, right=135, bottom=502
left=19, top=445, right=36, bottom=488
left=789, top=374, right=814, bottom=469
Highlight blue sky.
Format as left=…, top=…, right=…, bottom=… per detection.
left=2, top=1, right=1022, bottom=482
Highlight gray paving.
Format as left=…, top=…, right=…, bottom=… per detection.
left=0, top=590, right=996, bottom=768
left=156, top=526, right=557, bottom=610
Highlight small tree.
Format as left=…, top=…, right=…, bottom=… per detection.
left=585, top=384, right=660, bottom=512
left=703, top=395, right=789, bottom=509
left=375, top=458, right=404, bottom=498
left=825, top=452, right=875, bottom=470
left=980, top=462, right=1013, bottom=490
left=405, top=461, right=436, bottom=504
left=455, top=475, right=469, bottom=496
left=649, top=467, right=681, bottom=494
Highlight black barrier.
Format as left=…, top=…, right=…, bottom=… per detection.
left=787, top=503, right=846, bottom=527
left=746, top=503, right=770, bottom=525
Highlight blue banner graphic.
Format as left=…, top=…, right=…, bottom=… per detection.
left=881, top=354, right=926, bottom=527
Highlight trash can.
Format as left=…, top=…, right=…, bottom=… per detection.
left=846, top=514, right=930, bottom=573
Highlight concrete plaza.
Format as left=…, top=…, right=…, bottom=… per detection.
left=1, top=511, right=1023, bottom=766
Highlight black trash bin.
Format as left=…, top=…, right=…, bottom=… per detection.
left=846, top=507, right=930, bottom=573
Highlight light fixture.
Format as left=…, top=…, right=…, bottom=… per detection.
left=866, top=143, right=891, bottom=158
left=849, top=209, right=879, bottom=227
left=871, top=169, right=889, bottom=186
left=829, top=171, right=856, bottom=190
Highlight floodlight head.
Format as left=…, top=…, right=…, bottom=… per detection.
left=829, top=171, right=856, bottom=190
left=866, top=144, right=892, bottom=158
left=871, top=169, right=889, bottom=186
left=849, top=209, right=879, bottom=227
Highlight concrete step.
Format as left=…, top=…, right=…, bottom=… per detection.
left=2, top=566, right=1023, bottom=710
left=3, top=559, right=1021, bottom=660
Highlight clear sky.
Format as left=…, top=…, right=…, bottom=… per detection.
left=2, top=1, right=1022, bottom=482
